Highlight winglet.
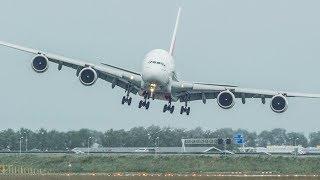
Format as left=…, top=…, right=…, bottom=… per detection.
left=169, top=7, right=181, bottom=56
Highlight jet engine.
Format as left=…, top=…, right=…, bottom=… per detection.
left=31, top=55, right=48, bottom=73
left=270, top=94, right=288, bottom=113
left=79, top=67, right=98, bottom=86
left=217, top=90, right=235, bottom=109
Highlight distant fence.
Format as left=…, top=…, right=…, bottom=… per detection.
left=0, top=151, right=72, bottom=154
left=0, top=165, right=47, bottom=175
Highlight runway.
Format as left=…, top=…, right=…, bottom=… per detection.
left=0, top=174, right=320, bottom=180
left=0, top=154, right=319, bottom=176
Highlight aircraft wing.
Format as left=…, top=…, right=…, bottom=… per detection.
left=172, top=81, right=320, bottom=103
left=0, top=41, right=142, bottom=94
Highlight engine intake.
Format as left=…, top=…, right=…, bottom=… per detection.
left=79, top=67, right=97, bottom=86
left=270, top=94, right=288, bottom=113
left=32, top=55, right=48, bottom=73
left=217, top=90, right=235, bottom=109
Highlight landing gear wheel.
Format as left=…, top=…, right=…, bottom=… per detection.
left=121, top=96, right=126, bottom=105
left=128, top=97, right=132, bottom=106
left=163, top=103, right=174, bottom=114
left=121, top=96, right=132, bottom=105
left=138, top=98, right=150, bottom=110
left=163, top=104, right=168, bottom=112
left=186, top=107, right=191, bottom=115
left=180, top=106, right=190, bottom=115
left=170, top=106, right=175, bottom=114
left=146, top=101, right=150, bottom=110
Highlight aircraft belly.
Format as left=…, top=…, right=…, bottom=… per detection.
left=153, top=92, right=171, bottom=101
left=138, top=89, right=172, bottom=101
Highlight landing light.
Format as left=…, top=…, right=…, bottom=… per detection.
left=150, top=83, right=157, bottom=92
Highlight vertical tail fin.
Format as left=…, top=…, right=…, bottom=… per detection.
left=169, top=7, right=181, bottom=56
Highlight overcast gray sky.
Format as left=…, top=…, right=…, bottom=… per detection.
left=1, top=0, right=320, bottom=133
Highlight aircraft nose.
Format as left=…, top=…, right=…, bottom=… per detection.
left=142, top=67, right=169, bottom=85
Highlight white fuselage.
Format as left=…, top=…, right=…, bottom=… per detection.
left=141, top=49, right=175, bottom=100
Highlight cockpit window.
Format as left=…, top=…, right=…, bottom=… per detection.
left=148, top=60, right=166, bottom=67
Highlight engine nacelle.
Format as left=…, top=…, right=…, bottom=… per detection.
left=31, top=55, right=48, bottom=73
left=270, top=94, right=288, bottom=113
left=79, top=67, right=98, bottom=86
left=217, top=90, right=235, bottom=109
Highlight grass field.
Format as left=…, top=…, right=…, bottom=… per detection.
left=0, top=154, right=319, bottom=174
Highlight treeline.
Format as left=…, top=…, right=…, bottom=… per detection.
left=0, top=126, right=320, bottom=151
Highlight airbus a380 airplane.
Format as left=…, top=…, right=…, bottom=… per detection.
left=1, top=8, right=320, bottom=115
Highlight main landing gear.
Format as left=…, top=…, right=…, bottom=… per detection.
left=121, top=96, right=132, bottom=105
left=163, top=99, right=174, bottom=114
left=138, top=91, right=150, bottom=110
left=180, top=100, right=191, bottom=115
left=121, top=85, right=132, bottom=105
